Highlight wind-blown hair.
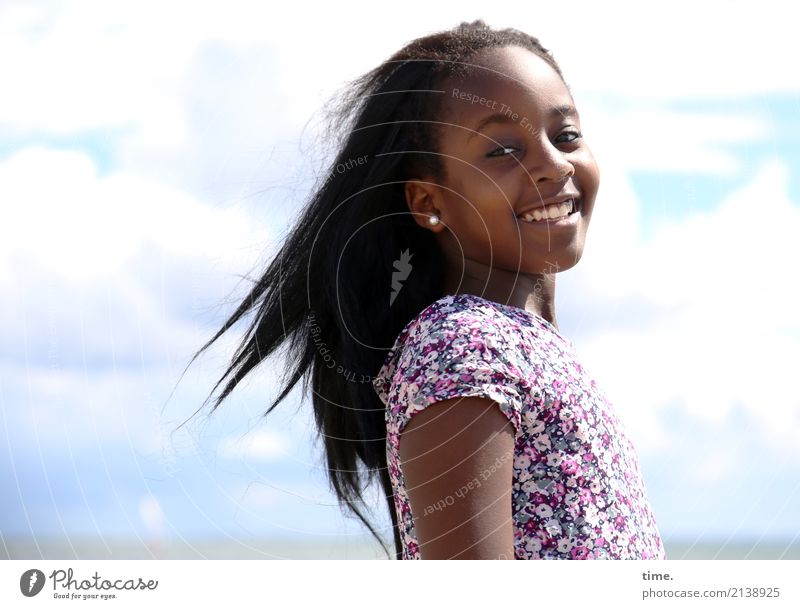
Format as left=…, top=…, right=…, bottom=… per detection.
left=183, top=19, right=565, bottom=559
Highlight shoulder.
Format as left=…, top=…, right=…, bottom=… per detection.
left=375, top=295, right=529, bottom=438
left=400, top=293, right=518, bottom=360
left=372, top=294, right=517, bottom=400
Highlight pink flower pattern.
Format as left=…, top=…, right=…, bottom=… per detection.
left=372, top=293, right=666, bottom=560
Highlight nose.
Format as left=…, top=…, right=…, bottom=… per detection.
left=526, top=138, right=574, bottom=185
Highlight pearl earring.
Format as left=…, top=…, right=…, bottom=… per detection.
left=428, top=214, right=440, bottom=226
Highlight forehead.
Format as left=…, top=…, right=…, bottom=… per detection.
left=439, top=46, right=574, bottom=130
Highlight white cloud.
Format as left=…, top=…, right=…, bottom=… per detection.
left=688, top=448, right=739, bottom=484
left=0, top=0, right=288, bottom=135
left=583, top=105, right=770, bottom=176
left=217, top=428, right=292, bottom=462
left=565, top=158, right=800, bottom=459
left=138, top=495, right=166, bottom=534
left=3, top=0, right=796, bottom=140
left=548, top=0, right=800, bottom=99
left=0, top=146, right=272, bottom=282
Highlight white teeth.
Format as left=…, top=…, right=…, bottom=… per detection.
left=519, top=199, right=574, bottom=223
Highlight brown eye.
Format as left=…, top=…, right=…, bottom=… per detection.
left=486, top=145, right=520, bottom=158
left=557, top=130, right=582, bottom=144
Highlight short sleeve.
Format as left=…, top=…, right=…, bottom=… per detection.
left=378, top=309, right=525, bottom=439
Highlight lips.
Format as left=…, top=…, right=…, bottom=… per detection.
left=516, top=193, right=581, bottom=219
left=519, top=199, right=576, bottom=223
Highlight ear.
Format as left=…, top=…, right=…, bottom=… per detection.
left=405, top=179, right=446, bottom=232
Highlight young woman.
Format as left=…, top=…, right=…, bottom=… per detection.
left=186, top=19, right=666, bottom=560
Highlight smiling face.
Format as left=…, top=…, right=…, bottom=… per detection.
left=405, top=45, right=600, bottom=279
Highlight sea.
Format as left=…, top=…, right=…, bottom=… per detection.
left=3, top=536, right=799, bottom=560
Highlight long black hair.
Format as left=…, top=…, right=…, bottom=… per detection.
left=182, top=19, right=565, bottom=559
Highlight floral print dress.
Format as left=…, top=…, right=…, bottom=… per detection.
left=372, top=293, right=666, bottom=560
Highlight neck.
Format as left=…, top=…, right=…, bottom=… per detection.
left=439, top=251, right=559, bottom=330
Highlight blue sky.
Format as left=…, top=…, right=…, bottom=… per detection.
left=1, top=0, right=799, bottom=557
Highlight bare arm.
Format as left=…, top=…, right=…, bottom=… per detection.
left=398, top=396, right=516, bottom=559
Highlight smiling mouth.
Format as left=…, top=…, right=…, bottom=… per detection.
left=517, top=198, right=579, bottom=223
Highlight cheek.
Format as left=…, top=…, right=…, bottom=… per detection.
left=447, top=208, right=521, bottom=262
left=446, top=208, right=499, bottom=250
left=446, top=171, right=520, bottom=226
left=576, top=150, right=600, bottom=199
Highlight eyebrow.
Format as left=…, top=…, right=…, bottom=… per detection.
left=466, top=104, right=578, bottom=142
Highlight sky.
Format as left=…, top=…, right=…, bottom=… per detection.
left=1, top=0, right=799, bottom=559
